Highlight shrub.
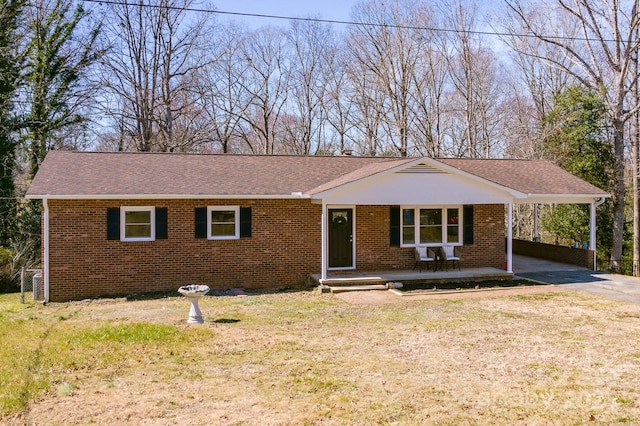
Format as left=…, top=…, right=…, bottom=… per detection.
left=0, top=247, right=17, bottom=293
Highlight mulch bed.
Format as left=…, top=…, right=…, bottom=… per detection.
left=397, top=279, right=542, bottom=293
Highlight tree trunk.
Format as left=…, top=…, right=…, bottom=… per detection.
left=634, top=47, right=640, bottom=276
left=611, top=117, right=626, bottom=272
left=634, top=115, right=639, bottom=275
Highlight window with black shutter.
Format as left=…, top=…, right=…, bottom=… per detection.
left=109, top=206, right=164, bottom=241
left=155, top=207, right=168, bottom=239
left=390, top=206, right=400, bottom=247
left=463, top=205, right=474, bottom=244
left=107, top=207, right=120, bottom=240
left=196, top=206, right=251, bottom=239
left=240, top=207, right=252, bottom=238
left=195, top=207, right=207, bottom=238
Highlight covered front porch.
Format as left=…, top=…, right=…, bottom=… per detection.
left=310, top=254, right=579, bottom=291
left=309, top=157, right=609, bottom=288
left=311, top=266, right=513, bottom=291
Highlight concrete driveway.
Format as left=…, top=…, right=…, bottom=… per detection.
left=514, top=254, right=640, bottom=304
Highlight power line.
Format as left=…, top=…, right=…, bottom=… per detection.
left=82, top=0, right=617, bottom=43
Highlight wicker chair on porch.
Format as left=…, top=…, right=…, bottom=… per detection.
left=413, top=246, right=435, bottom=272
left=441, top=244, right=461, bottom=271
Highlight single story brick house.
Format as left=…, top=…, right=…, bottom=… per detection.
left=26, top=151, right=608, bottom=302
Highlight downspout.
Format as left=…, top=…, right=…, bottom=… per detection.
left=590, top=197, right=606, bottom=271
left=42, top=198, right=49, bottom=303
left=507, top=203, right=513, bottom=273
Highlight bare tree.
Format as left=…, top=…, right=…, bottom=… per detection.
left=189, top=22, right=251, bottom=153
left=443, top=1, right=505, bottom=158
left=325, top=48, right=354, bottom=155
left=348, top=0, right=432, bottom=156
left=500, top=91, right=542, bottom=159
left=98, top=0, right=213, bottom=152
left=505, top=0, right=640, bottom=270
left=500, top=9, right=579, bottom=158
left=409, top=26, right=448, bottom=157
left=508, top=36, right=576, bottom=121
left=346, top=66, right=386, bottom=156
left=285, top=19, right=336, bottom=155
left=237, top=27, right=291, bottom=154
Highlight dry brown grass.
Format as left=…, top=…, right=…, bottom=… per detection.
left=4, top=286, right=640, bottom=425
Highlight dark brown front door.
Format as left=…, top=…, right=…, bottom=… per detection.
left=328, top=208, right=353, bottom=268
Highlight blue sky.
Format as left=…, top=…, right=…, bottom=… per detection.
left=213, top=1, right=505, bottom=33
left=215, top=0, right=367, bottom=28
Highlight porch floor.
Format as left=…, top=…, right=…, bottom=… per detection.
left=310, top=267, right=512, bottom=289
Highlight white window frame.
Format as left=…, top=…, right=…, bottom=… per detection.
left=207, top=206, right=240, bottom=240
left=400, top=206, right=462, bottom=247
left=121, top=206, right=155, bottom=242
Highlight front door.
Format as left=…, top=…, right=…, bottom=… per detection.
left=328, top=208, right=353, bottom=268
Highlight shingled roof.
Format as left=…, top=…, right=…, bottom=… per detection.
left=25, top=151, right=608, bottom=199
left=437, top=158, right=607, bottom=196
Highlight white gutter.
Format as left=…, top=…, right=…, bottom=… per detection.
left=525, top=193, right=610, bottom=199
left=42, top=198, right=49, bottom=303
left=26, top=193, right=311, bottom=200
left=517, top=194, right=610, bottom=205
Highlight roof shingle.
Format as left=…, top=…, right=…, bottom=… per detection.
left=26, top=151, right=402, bottom=197
left=438, top=158, right=607, bottom=196
left=25, top=151, right=608, bottom=199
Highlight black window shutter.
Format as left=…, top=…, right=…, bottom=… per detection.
left=390, top=206, right=400, bottom=247
left=195, top=207, right=207, bottom=238
left=107, top=207, right=120, bottom=240
left=155, top=207, right=168, bottom=239
left=240, top=207, right=252, bottom=238
left=463, top=205, right=474, bottom=245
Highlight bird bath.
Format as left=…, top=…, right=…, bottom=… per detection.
left=178, top=284, right=210, bottom=324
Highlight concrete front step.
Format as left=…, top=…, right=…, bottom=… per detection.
left=312, top=268, right=513, bottom=290
left=327, top=284, right=388, bottom=293
left=321, top=282, right=403, bottom=293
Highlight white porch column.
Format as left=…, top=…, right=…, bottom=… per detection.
left=321, top=202, right=327, bottom=282
left=507, top=203, right=513, bottom=273
left=533, top=203, right=539, bottom=241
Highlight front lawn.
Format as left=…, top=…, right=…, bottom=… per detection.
left=2, top=288, right=640, bottom=425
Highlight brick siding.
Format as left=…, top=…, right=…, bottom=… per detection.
left=355, top=204, right=505, bottom=270
left=46, top=199, right=321, bottom=301
left=45, top=200, right=505, bottom=301
left=462, top=204, right=507, bottom=269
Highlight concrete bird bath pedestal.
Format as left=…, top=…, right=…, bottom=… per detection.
left=178, top=284, right=210, bottom=324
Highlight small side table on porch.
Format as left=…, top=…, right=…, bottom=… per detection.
left=432, top=247, right=445, bottom=272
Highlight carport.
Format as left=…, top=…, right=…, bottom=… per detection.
left=514, top=254, right=640, bottom=304
left=438, top=159, right=609, bottom=273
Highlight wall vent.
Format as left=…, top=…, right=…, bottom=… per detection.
left=396, top=163, right=447, bottom=174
